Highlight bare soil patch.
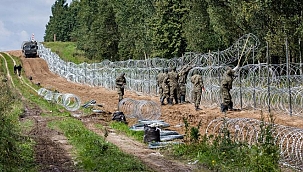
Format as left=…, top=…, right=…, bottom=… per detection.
left=8, top=50, right=303, bottom=172
left=21, top=104, right=78, bottom=172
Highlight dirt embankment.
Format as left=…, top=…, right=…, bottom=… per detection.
left=7, top=50, right=303, bottom=172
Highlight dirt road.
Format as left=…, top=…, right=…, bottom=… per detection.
left=7, top=50, right=303, bottom=171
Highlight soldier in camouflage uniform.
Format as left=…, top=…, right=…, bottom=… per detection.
left=190, top=70, right=205, bottom=111
left=161, top=68, right=170, bottom=105
left=220, top=67, right=237, bottom=112
left=178, top=65, right=193, bottom=104
left=156, top=68, right=165, bottom=103
left=115, top=72, right=126, bottom=102
left=166, top=66, right=179, bottom=105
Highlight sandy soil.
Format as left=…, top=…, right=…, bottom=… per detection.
left=7, top=50, right=303, bottom=172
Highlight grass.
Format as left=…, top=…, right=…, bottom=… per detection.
left=109, top=121, right=145, bottom=142
left=0, top=55, right=36, bottom=172
left=1, top=52, right=152, bottom=172
left=42, top=42, right=100, bottom=64
left=37, top=42, right=292, bottom=171
left=48, top=119, right=151, bottom=172
left=167, top=116, right=281, bottom=172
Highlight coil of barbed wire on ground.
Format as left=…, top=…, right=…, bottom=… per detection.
left=206, top=117, right=303, bottom=170
left=118, top=98, right=161, bottom=120
left=37, top=34, right=303, bottom=115
left=37, top=88, right=81, bottom=111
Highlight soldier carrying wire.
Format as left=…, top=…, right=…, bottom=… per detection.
left=220, top=66, right=238, bottom=112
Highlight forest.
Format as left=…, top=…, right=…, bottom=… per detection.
left=44, top=0, right=303, bottom=63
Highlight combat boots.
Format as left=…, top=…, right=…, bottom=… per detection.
left=220, top=103, right=228, bottom=112
left=195, top=106, right=201, bottom=111
left=160, top=97, right=165, bottom=105
left=228, top=102, right=234, bottom=111
left=180, top=95, right=185, bottom=104
left=168, top=98, right=173, bottom=105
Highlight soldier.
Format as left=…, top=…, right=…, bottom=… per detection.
left=115, top=72, right=126, bottom=102
left=156, top=68, right=165, bottom=103
left=166, top=66, right=179, bottom=105
left=161, top=68, right=170, bottom=105
left=220, top=67, right=237, bottom=112
left=178, top=65, right=193, bottom=103
left=14, top=64, right=22, bottom=76
left=190, top=70, right=205, bottom=111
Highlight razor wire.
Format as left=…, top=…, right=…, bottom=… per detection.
left=37, top=88, right=81, bottom=111
left=118, top=98, right=161, bottom=120
left=37, top=33, right=303, bottom=116
left=206, top=117, right=303, bottom=170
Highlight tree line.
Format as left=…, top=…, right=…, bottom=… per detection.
left=44, top=0, right=303, bottom=64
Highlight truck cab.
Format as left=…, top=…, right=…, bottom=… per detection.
left=22, top=41, right=38, bottom=58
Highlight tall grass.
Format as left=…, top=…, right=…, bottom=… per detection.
left=0, top=57, right=36, bottom=172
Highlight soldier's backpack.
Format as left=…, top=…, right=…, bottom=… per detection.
left=112, top=111, right=127, bottom=124
left=143, top=124, right=160, bottom=143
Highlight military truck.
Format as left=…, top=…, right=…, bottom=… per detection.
left=22, top=41, right=38, bottom=58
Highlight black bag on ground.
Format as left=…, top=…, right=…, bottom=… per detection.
left=112, top=111, right=127, bottom=123
left=143, top=124, right=160, bottom=143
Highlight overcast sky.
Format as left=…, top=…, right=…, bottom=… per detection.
left=0, top=0, right=72, bottom=51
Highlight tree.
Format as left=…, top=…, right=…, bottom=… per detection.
left=149, top=0, right=188, bottom=59
left=44, top=0, right=71, bottom=42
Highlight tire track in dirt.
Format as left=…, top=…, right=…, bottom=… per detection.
left=2, top=52, right=79, bottom=172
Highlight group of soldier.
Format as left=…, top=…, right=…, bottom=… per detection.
left=115, top=65, right=237, bottom=113
left=156, top=65, right=205, bottom=111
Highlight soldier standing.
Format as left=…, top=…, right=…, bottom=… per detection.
left=156, top=68, right=165, bottom=103
left=178, top=65, right=193, bottom=104
left=220, top=67, right=237, bottom=112
left=190, top=70, right=205, bottom=111
left=115, top=73, right=126, bottom=102
left=166, top=67, right=179, bottom=105
left=161, top=68, right=170, bottom=105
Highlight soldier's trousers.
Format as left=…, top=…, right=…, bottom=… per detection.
left=221, top=88, right=232, bottom=106
left=169, top=85, right=178, bottom=103
left=158, top=86, right=163, bottom=98
left=192, top=89, right=202, bottom=107
left=116, top=86, right=124, bottom=101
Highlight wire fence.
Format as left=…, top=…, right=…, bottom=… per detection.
left=37, top=33, right=303, bottom=116
left=206, top=117, right=303, bottom=170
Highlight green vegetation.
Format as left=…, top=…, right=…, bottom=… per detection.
left=43, top=42, right=95, bottom=64
left=48, top=119, right=150, bottom=171
left=0, top=53, right=151, bottom=171
left=0, top=55, right=36, bottom=172
left=109, top=122, right=145, bottom=142
left=44, top=0, right=303, bottom=63
left=170, top=116, right=280, bottom=172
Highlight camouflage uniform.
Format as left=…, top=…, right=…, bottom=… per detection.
left=166, top=67, right=179, bottom=105
left=115, top=73, right=126, bottom=102
left=190, top=70, right=204, bottom=111
left=220, top=67, right=236, bottom=112
left=156, top=68, right=165, bottom=102
left=161, top=68, right=170, bottom=105
left=178, top=65, right=193, bottom=103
